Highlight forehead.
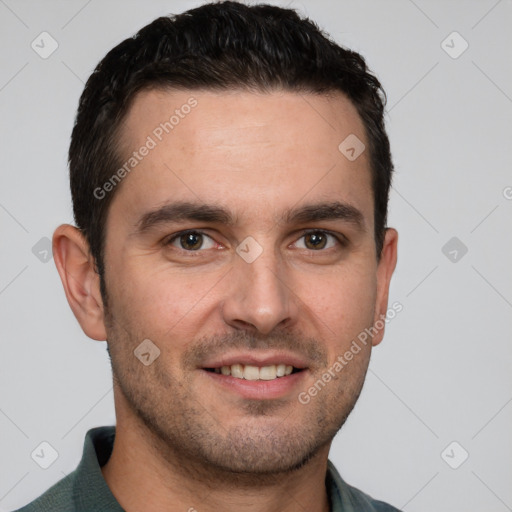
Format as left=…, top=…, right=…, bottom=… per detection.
left=111, top=88, right=373, bottom=231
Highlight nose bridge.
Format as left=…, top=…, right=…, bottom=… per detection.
left=222, top=239, right=296, bottom=334
left=245, top=245, right=286, bottom=301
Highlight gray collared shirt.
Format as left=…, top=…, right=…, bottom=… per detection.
left=14, top=426, right=401, bottom=511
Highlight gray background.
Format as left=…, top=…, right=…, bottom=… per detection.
left=1, top=0, right=511, bottom=510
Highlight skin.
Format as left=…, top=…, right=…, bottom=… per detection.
left=53, top=89, right=398, bottom=512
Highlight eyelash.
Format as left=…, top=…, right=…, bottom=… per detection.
left=164, top=229, right=347, bottom=253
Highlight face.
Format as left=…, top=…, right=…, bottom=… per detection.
left=100, top=88, right=395, bottom=476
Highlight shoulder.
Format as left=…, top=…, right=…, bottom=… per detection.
left=12, top=472, right=76, bottom=512
left=12, top=426, right=119, bottom=512
left=344, top=483, right=403, bottom=512
left=327, top=460, right=402, bottom=512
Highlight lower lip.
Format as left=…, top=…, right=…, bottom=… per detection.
left=201, top=369, right=308, bottom=400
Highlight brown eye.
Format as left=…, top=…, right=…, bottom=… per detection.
left=180, top=232, right=203, bottom=250
left=167, top=231, right=216, bottom=251
left=294, top=230, right=340, bottom=251
left=304, top=232, right=327, bottom=250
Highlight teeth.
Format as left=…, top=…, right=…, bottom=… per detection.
left=231, top=364, right=244, bottom=379
left=215, top=363, right=297, bottom=380
left=259, top=365, right=277, bottom=380
left=244, top=365, right=260, bottom=380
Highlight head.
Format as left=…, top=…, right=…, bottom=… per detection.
left=54, top=1, right=397, bottom=478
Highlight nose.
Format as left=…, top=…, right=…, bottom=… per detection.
left=221, top=246, right=299, bottom=335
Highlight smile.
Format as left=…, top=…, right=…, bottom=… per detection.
left=205, top=364, right=301, bottom=381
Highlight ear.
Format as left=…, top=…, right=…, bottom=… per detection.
left=371, top=228, right=398, bottom=347
left=52, top=224, right=107, bottom=341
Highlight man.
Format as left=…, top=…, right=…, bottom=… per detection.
left=16, top=1, right=400, bottom=510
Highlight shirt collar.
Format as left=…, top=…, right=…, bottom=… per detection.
left=73, top=426, right=124, bottom=511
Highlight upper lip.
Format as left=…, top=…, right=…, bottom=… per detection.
left=201, top=351, right=309, bottom=370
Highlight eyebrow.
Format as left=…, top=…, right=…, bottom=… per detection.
left=283, top=201, right=365, bottom=229
left=134, top=200, right=366, bottom=234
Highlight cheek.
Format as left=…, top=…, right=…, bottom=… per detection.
left=108, top=261, right=223, bottom=340
left=300, top=264, right=377, bottom=345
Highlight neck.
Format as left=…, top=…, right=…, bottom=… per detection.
left=101, top=394, right=332, bottom=512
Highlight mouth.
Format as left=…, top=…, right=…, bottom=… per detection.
left=200, top=354, right=309, bottom=400
left=203, top=363, right=304, bottom=381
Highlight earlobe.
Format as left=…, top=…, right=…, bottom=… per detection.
left=52, top=224, right=107, bottom=341
left=372, top=228, right=398, bottom=347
